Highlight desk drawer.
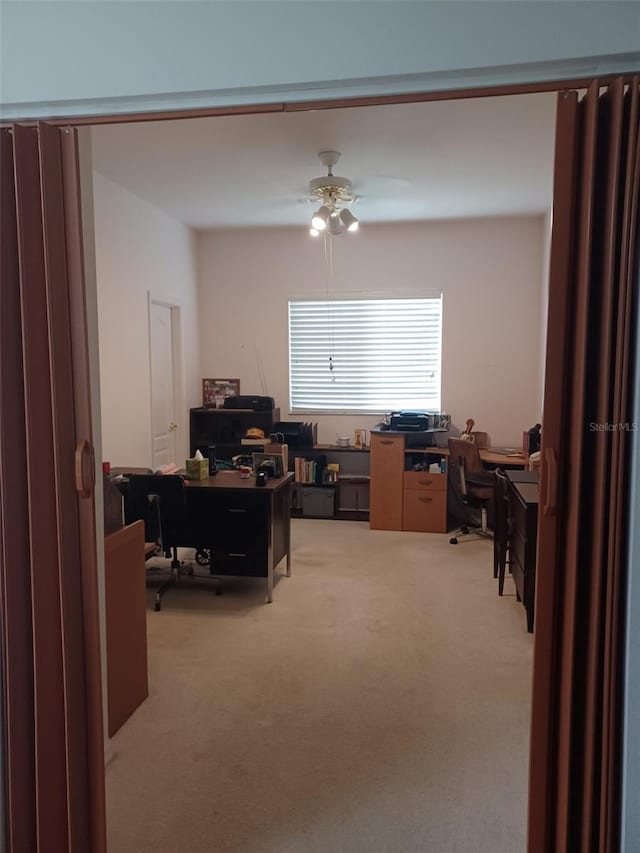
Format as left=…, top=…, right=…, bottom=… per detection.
left=511, top=529, right=528, bottom=575
left=510, top=495, right=527, bottom=539
left=403, top=471, right=446, bottom=492
left=402, top=489, right=447, bottom=533
left=219, top=504, right=267, bottom=534
left=211, top=547, right=267, bottom=577
left=511, top=555, right=525, bottom=602
left=205, top=494, right=268, bottom=544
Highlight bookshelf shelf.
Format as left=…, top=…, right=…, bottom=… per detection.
left=290, top=452, right=370, bottom=521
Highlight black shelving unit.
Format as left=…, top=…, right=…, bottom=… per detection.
left=190, top=407, right=280, bottom=458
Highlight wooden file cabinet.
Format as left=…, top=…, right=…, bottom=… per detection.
left=402, top=471, right=447, bottom=532
left=105, top=520, right=148, bottom=736
left=370, top=433, right=448, bottom=533
left=370, top=433, right=405, bottom=529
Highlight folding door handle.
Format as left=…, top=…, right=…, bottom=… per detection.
left=542, top=447, right=558, bottom=517
left=75, top=439, right=95, bottom=498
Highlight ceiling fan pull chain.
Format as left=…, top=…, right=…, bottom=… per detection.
left=328, top=237, right=336, bottom=381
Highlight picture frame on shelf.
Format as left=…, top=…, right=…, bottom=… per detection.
left=251, top=452, right=284, bottom=478
left=202, top=378, right=240, bottom=409
left=354, top=429, right=368, bottom=449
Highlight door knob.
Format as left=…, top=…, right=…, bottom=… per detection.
left=168, top=422, right=177, bottom=431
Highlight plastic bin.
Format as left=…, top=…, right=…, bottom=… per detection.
left=301, top=487, right=335, bottom=518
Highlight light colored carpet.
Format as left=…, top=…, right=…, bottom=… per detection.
left=106, top=520, right=533, bottom=853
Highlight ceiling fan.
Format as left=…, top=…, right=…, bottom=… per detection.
left=306, top=150, right=358, bottom=236
left=304, top=150, right=411, bottom=236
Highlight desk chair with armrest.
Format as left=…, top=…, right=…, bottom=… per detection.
left=447, top=438, right=495, bottom=545
left=126, top=474, right=221, bottom=611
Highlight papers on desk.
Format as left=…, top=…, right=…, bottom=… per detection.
left=490, top=448, right=525, bottom=457
left=155, top=463, right=181, bottom=475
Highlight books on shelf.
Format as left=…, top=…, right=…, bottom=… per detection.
left=294, top=456, right=334, bottom=485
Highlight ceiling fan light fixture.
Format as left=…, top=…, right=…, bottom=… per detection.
left=309, top=227, right=320, bottom=237
left=340, top=208, right=359, bottom=232
left=311, top=205, right=330, bottom=230
left=328, top=214, right=345, bottom=236
left=305, top=153, right=362, bottom=236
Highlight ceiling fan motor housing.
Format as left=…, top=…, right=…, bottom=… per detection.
left=308, top=149, right=356, bottom=207
left=308, top=175, right=355, bottom=206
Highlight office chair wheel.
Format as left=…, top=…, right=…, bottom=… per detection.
left=449, top=537, right=459, bottom=545
left=195, top=548, right=211, bottom=567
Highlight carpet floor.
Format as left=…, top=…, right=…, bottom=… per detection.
left=106, top=520, right=533, bottom=853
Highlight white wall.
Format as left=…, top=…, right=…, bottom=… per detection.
left=1, top=2, right=638, bottom=119
left=198, top=217, right=544, bottom=447
left=93, top=171, right=200, bottom=467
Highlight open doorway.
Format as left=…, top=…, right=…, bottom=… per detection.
left=88, top=92, right=554, bottom=853
left=4, top=72, right=636, bottom=853
left=148, top=297, right=183, bottom=470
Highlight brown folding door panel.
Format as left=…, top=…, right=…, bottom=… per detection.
left=0, top=125, right=106, bottom=851
left=0, top=126, right=37, bottom=853
left=60, top=126, right=107, bottom=853
left=529, top=79, right=640, bottom=853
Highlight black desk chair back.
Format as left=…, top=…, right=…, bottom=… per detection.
left=126, top=474, right=220, bottom=610
left=126, top=474, right=189, bottom=552
left=448, top=437, right=494, bottom=545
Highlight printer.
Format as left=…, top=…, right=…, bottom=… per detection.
left=389, top=411, right=437, bottom=431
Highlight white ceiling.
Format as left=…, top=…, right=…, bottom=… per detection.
left=91, top=93, right=556, bottom=230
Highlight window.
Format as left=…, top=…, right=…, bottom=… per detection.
left=288, top=295, right=442, bottom=413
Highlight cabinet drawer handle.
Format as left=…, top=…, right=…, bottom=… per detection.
left=418, top=479, right=433, bottom=486
left=228, top=508, right=247, bottom=513
left=380, top=440, right=394, bottom=445
left=228, top=552, right=247, bottom=557
left=419, top=496, right=433, bottom=503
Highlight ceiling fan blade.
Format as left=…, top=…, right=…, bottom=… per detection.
left=353, top=176, right=413, bottom=196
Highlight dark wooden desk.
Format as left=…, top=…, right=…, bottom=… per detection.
left=506, top=471, right=539, bottom=632
left=116, top=469, right=293, bottom=603
left=186, top=471, right=293, bottom=603
left=410, top=445, right=530, bottom=470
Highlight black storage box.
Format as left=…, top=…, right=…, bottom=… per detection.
left=301, top=488, right=335, bottom=518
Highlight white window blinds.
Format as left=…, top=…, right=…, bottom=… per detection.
left=288, top=296, right=442, bottom=413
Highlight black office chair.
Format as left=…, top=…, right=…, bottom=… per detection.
left=125, top=475, right=221, bottom=611
left=447, top=438, right=495, bottom=545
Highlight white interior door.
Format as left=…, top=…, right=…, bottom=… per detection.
left=149, top=301, right=177, bottom=469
